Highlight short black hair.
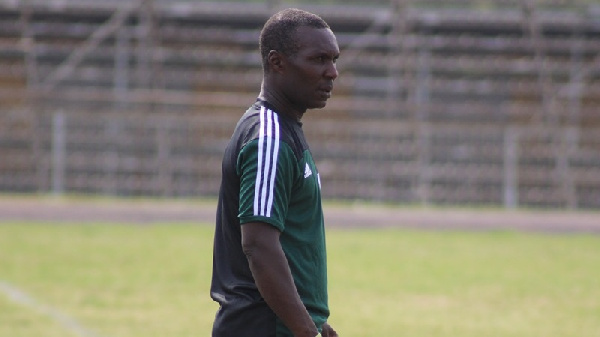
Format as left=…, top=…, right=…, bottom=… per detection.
left=259, top=8, right=330, bottom=71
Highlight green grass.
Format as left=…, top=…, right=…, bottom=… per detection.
left=328, top=230, right=600, bottom=336
left=1, top=223, right=599, bottom=337
left=0, top=223, right=214, bottom=337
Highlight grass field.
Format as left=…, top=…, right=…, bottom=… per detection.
left=1, top=222, right=599, bottom=337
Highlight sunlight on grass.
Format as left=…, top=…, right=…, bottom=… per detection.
left=326, top=229, right=600, bottom=337
left=1, top=224, right=599, bottom=337
left=0, top=223, right=216, bottom=337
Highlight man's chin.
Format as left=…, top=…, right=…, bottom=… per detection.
left=308, top=100, right=328, bottom=110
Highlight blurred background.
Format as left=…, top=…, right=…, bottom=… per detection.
left=0, top=0, right=599, bottom=209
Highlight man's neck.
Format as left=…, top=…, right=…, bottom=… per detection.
left=258, top=90, right=305, bottom=122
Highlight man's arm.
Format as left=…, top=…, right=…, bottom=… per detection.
left=241, top=221, right=319, bottom=337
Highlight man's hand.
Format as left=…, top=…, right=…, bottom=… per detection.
left=321, top=322, right=338, bottom=337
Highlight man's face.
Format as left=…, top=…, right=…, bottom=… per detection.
left=280, top=26, right=340, bottom=111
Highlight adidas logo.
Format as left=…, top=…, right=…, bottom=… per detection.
left=304, top=163, right=313, bottom=178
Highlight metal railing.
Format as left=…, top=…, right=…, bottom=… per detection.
left=0, top=0, right=599, bottom=208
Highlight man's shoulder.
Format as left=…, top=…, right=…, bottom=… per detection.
left=237, top=104, right=295, bottom=139
left=232, top=102, right=308, bottom=161
left=231, top=104, right=262, bottom=143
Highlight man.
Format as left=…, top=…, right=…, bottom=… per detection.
left=210, top=8, right=340, bottom=337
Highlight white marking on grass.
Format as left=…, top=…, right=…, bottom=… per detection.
left=0, top=280, right=106, bottom=337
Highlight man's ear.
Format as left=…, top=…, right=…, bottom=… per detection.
left=267, top=50, right=285, bottom=73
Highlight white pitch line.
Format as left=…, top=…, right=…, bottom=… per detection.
left=0, top=280, right=106, bottom=337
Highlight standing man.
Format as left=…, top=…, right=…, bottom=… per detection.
left=210, top=8, right=340, bottom=337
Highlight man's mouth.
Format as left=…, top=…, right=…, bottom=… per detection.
left=318, top=86, right=333, bottom=98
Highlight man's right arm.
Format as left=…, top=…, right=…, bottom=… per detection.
left=241, top=221, right=319, bottom=337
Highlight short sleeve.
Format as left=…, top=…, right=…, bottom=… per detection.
left=237, top=138, right=297, bottom=231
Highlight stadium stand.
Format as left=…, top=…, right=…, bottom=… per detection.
left=0, top=0, right=599, bottom=208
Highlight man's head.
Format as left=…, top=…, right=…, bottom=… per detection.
left=259, top=8, right=330, bottom=71
left=259, top=8, right=340, bottom=114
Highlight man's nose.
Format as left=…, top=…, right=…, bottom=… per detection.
left=325, top=62, right=338, bottom=80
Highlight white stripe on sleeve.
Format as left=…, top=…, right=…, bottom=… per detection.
left=253, top=107, right=280, bottom=217
left=253, top=107, right=265, bottom=215
left=265, top=113, right=279, bottom=217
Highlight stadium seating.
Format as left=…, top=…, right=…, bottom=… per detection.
left=0, top=0, right=599, bottom=208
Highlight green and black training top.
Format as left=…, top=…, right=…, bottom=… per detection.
left=211, top=100, right=329, bottom=337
